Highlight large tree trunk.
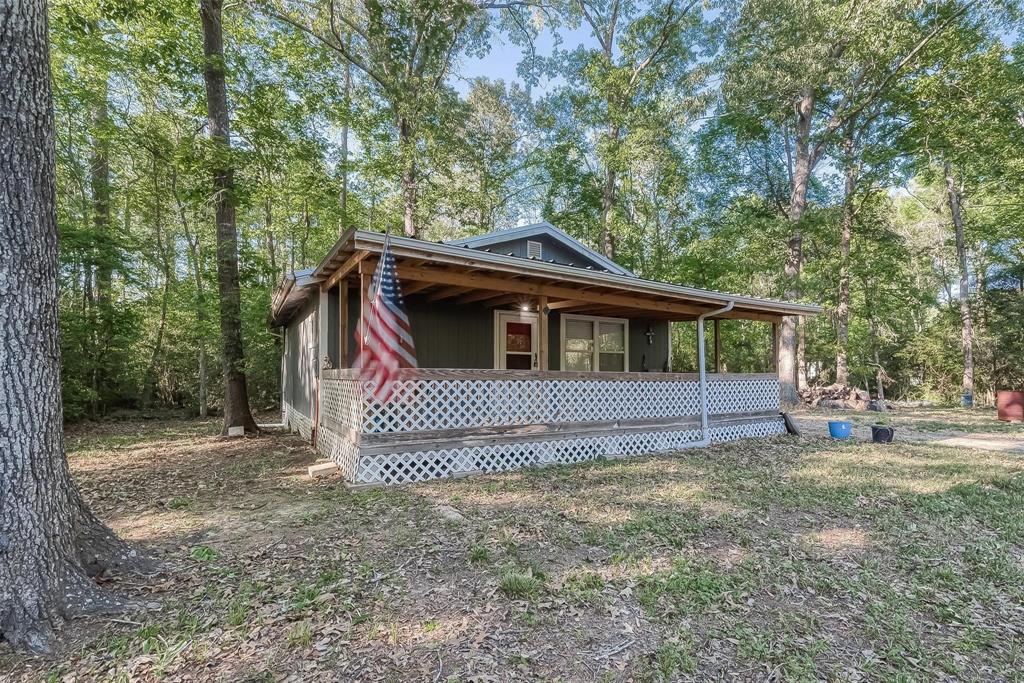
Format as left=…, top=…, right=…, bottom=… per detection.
left=200, top=0, right=258, bottom=433
left=142, top=162, right=170, bottom=409
left=172, top=168, right=209, bottom=418
left=945, top=161, right=974, bottom=407
left=339, top=45, right=351, bottom=233
left=1, top=1, right=150, bottom=652
left=398, top=115, right=418, bottom=237
left=89, top=76, right=112, bottom=419
left=600, top=124, right=620, bottom=259
left=835, top=126, right=856, bottom=386
left=778, top=88, right=814, bottom=404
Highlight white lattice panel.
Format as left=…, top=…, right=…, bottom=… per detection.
left=284, top=401, right=314, bottom=440
left=320, top=378, right=363, bottom=431
left=708, top=378, right=779, bottom=415
left=316, top=424, right=360, bottom=479
left=359, top=378, right=705, bottom=433
left=353, top=419, right=782, bottom=486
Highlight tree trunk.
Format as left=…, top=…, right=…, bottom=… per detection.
left=1, top=1, right=150, bottom=652
left=141, top=171, right=171, bottom=410
left=778, top=88, right=814, bottom=404
left=301, top=197, right=310, bottom=266
left=601, top=124, right=620, bottom=259
left=89, top=75, right=112, bottom=419
left=835, top=125, right=856, bottom=386
left=200, top=0, right=258, bottom=434
left=945, top=161, right=974, bottom=407
left=172, top=168, right=209, bottom=418
left=265, top=196, right=277, bottom=285
left=340, top=45, right=351, bottom=233
left=398, top=115, right=417, bottom=238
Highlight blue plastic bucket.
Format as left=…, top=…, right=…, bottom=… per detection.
left=828, top=420, right=853, bottom=439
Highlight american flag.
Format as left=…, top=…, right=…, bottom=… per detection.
left=356, top=234, right=417, bottom=402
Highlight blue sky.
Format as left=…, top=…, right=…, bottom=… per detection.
left=451, top=23, right=599, bottom=96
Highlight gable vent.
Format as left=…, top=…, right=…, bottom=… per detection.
left=526, top=240, right=543, bottom=260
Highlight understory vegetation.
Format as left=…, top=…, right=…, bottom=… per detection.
left=52, top=0, right=1024, bottom=420
left=2, top=414, right=1022, bottom=680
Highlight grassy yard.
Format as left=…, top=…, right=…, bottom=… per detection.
left=3, top=413, right=1024, bottom=681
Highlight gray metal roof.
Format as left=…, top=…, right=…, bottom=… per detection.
left=444, top=222, right=634, bottom=276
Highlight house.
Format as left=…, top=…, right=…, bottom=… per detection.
left=270, top=221, right=820, bottom=486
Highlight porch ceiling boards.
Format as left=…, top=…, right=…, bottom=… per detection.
left=292, top=228, right=822, bottom=325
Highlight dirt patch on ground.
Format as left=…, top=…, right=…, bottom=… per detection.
left=793, top=406, right=1024, bottom=453
left=3, top=414, right=1024, bottom=681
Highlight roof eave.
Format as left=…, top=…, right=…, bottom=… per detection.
left=350, top=230, right=823, bottom=318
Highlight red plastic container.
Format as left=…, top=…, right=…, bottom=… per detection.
left=997, top=391, right=1024, bottom=423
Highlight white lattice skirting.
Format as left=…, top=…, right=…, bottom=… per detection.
left=283, top=401, right=314, bottom=441
left=301, top=371, right=784, bottom=487
left=353, top=417, right=786, bottom=486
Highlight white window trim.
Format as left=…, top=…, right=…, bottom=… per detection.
left=559, top=313, right=629, bottom=372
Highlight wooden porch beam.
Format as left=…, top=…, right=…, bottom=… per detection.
left=402, top=280, right=435, bottom=296
left=323, top=250, right=369, bottom=291
left=483, top=294, right=522, bottom=308
left=395, top=266, right=716, bottom=319
left=546, top=299, right=592, bottom=311
left=456, top=289, right=515, bottom=305
left=426, top=285, right=473, bottom=302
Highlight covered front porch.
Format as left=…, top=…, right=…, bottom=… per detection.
left=271, top=229, right=818, bottom=486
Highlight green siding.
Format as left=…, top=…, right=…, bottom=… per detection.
left=336, top=291, right=669, bottom=372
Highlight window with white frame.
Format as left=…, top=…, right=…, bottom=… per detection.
left=561, top=314, right=628, bottom=371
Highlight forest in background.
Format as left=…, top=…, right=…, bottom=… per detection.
left=52, top=0, right=1024, bottom=421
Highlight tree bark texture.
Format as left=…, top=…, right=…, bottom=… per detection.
left=945, top=161, right=974, bottom=407
left=601, top=124, right=620, bottom=259
left=89, top=74, right=112, bottom=418
left=340, top=44, right=351, bottom=234
left=835, top=127, right=856, bottom=386
left=1, top=0, right=148, bottom=652
left=778, top=88, right=814, bottom=404
left=200, top=0, right=258, bottom=433
left=398, top=115, right=418, bottom=238
left=172, top=168, right=209, bottom=417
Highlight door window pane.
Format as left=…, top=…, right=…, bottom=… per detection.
left=506, top=353, right=531, bottom=370
left=505, top=321, right=532, bottom=352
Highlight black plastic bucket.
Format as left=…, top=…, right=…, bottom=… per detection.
left=871, top=425, right=894, bottom=444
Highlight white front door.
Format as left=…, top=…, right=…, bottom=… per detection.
left=495, top=311, right=539, bottom=370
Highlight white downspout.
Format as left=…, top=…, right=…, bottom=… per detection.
left=694, top=300, right=735, bottom=447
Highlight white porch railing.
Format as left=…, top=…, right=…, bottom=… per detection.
left=313, top=369, right=783, bottom=485
left=320, top=368, right=779, bottom=435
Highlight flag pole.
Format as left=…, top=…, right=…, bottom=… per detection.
left=363, top=226, right=393, bottom=346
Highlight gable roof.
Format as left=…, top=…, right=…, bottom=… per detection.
left=444, top=222, right=634, bottom=276
left=270, top=227, right=822, bottom=327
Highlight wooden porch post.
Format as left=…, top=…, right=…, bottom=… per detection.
left=338, top=280, right=348, bottom=368
left=771, top=321, right=779, bottom=373
left=713, top=319, right=722, bottom=374
left=358, top=260, right=375, bottom=358
left=317, top=284, right=330, bottom=369
left=537, top=295, right=549, bottom=371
